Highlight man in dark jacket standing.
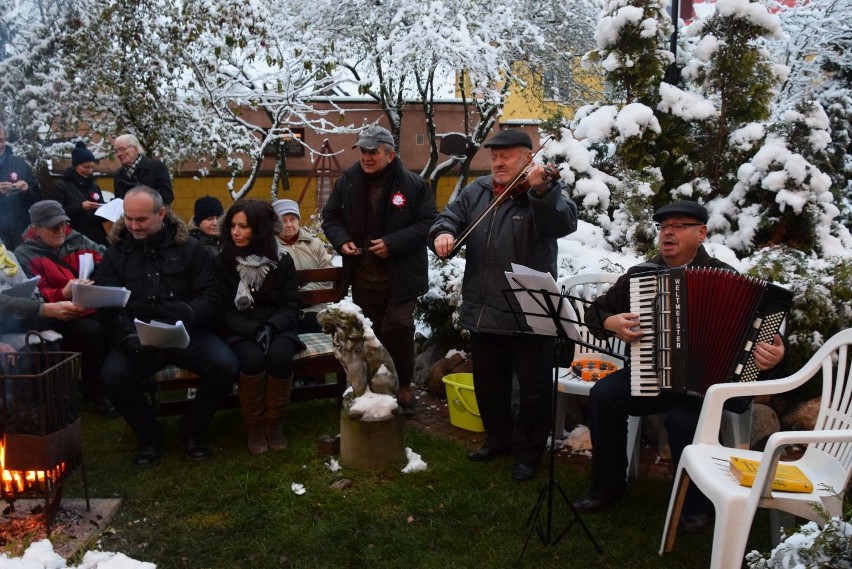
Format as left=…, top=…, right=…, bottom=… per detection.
left=96, top=186, right=238, bottom=467
left=430, top=129, right=578, bottom=483
left=0, top=124, right=41, bottom=249
left=112, top=134, right=174, bottom=204
left=322, top=125, right=437, bottom=413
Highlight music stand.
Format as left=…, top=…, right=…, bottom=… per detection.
left=501, top=271, right=607, bottom=564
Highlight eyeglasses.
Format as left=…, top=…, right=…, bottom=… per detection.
left=654, top=222, right=704, bottom=232
left=45, top=222, right=68, bottom=233
left=114, top=145, right=132, bottom=154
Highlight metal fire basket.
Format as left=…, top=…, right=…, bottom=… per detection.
left=0, top=335, right=90, bottom=534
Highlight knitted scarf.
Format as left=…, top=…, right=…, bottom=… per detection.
left=0, top=244, right=18, bottom=277
left=234, top=254, right=277, bottom=310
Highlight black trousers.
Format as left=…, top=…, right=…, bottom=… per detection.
left=352, top=288, right=416, bottom=389
left=586, top=368, right=710, bottom=515
left=101, top=330, right=239, bottom=445
left=470, top=332, right=554, bottom=466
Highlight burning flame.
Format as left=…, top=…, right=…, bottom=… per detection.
left=0, top=438, right=65, bottom=496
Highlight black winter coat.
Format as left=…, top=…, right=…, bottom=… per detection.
left=214, top=251, right=305, bottom=352
left=114, top=155, right=174, bottom=205
left=428, top=175, right=578, bottom=334
left=321, top=157, right=437, bottom=302
left=96, top=211, right=219, bottom=348
left=0, top=147, right=41, bottom=249
left=50, top=167, right=108, bottom=245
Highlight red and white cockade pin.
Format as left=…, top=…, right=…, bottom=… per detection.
left=391, top=192, right=406, bottom=207
left=91, top=193, right=99, bottom=201
left=9, top=172, right=17, bottom=183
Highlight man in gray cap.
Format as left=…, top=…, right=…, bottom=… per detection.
left=571, top=200, right=786, bottom=534
left=322, top=125, right=437, bottom=414
left=428, top=128, right=578, bottom=483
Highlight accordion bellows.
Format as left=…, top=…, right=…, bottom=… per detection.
left=629, top=267, right=793, bottom=397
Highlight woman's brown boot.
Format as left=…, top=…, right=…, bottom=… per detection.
left=239, top=371, right=268, bottom=454
left=264, top=374, right=293, bottom=450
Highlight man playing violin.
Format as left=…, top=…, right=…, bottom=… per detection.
left=429, top=129, right=578, bottom=482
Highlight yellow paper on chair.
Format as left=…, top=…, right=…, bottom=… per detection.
left=729, top=457, right=813, bottom=493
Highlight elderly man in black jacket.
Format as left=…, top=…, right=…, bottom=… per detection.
left=112, top=134, right=174, bottom=205
left=429, top=129, right=578, bottom=483
left=321, top=125, right=437, bottom=414
left=96, top=186, right=238, bottom=467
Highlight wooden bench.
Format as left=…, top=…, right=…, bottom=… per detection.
left=147, top=267, right=346, bottom=416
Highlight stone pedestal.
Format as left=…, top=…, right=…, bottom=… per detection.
left=339, top=410, right=406, bottom=472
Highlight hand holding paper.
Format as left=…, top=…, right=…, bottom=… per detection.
left=71, top=282, right=131, bottom=308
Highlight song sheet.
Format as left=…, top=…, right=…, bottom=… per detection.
left=95, top=198, right=124, bottom=222
left=504, top=263, right=580, bottom=340
left=71, top=283, right=131, bottom=308
left=135, top=319, right=190, bottom=349
left=1, top=275, right=40, bottom=298
left=78, top=253, right=94, bottom=280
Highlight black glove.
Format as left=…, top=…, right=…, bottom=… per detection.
left=120, top=333, right=155, bottom=358
left=153, top=301, right=195, bottom=327
left=255, top=324, right=275, bottom=354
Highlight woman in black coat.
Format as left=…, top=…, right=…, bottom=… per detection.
left=51, top=142, right=107, bottom=245
left=214, top=200, right=305, bottom=454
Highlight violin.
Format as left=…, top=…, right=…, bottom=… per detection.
left=448, top=159, right=561, bottom=256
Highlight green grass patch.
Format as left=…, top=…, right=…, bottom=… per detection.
left=55, top=399, right=774, bottom=568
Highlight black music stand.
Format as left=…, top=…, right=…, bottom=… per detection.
left=501, top=277, right=606, bottom=565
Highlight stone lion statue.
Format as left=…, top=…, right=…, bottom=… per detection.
left=317, top=300, right=399, bottom=419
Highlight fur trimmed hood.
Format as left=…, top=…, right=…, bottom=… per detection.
left=107, top=208, right=189, bottom=246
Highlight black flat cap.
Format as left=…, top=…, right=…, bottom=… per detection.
left=483, top=129, right=533, bottom=150
left=653, top=200, right=708, bottom=224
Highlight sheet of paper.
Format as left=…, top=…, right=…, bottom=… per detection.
left=1, top=275, right=40, bottom=298
left=504, top=264, right=580, bottom=340
left=71, top=282, right=130, bottom=308
left=95, top=198, right=124, bottom=222
left=78, top=253, right=94, bottom=280
left=135, top=319, right=190, bottom=349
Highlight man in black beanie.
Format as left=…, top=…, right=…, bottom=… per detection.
left=51, top=141, right=108, bottom=245
left=189, top=195, right=225, bottom=256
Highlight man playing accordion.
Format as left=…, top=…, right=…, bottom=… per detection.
left=572, top=201, right=786, bottom=534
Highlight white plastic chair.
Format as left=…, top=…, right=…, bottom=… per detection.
left=660, top=327, right=852, bottom=569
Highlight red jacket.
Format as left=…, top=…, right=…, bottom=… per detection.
left=14, top=226, right=106, bottom=308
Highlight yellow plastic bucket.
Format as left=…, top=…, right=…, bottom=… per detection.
left=442, top=373, right=484, bottom=432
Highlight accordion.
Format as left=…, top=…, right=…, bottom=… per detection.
left=629, top=267, right=792, bottom=397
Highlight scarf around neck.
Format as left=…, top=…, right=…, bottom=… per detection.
left=234, top=254, right=277, bottom=310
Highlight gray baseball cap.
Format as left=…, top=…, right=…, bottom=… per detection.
left=29, top=200, right=70, bottom=228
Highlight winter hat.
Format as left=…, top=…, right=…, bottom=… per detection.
left=353, top=125, right=395, bottom=150
left=272, top=199, right=300, bottom=220
left=30, top=200, right=70, bottom=228
left=71, top=141, right=96, bottom=167
left=653, top=201, right=708, bottom=224
left=193, top=195, right=224, bottom=225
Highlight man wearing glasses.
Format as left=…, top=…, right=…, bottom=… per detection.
left=112, top=134, right=173, bottom=205
left=571, top=201, right=786, bottom=534
left=0, top=124, right=41, bottom=249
